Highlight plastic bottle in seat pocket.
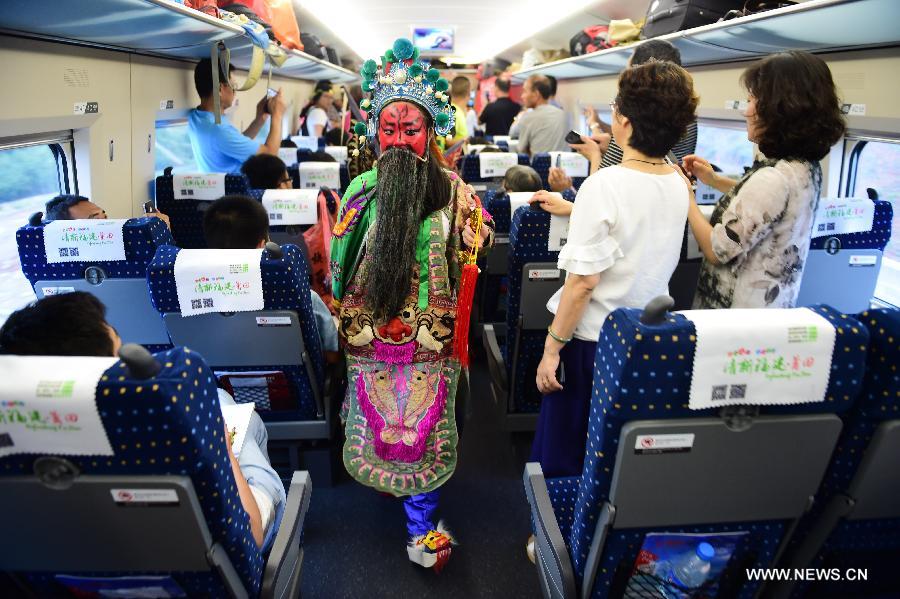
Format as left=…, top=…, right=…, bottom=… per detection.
left=655, top=541, right=714, bottom=598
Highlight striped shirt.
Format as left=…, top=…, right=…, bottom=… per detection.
left=600, top=121, right=698, bottom=168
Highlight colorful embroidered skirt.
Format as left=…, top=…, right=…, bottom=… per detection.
left=342, top=355, right=460, bottom=496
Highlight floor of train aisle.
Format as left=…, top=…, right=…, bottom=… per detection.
left=301, top=352, right=541, bottom=598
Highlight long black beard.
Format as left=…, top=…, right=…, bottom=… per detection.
left=364, top=147, right=435, bottom=321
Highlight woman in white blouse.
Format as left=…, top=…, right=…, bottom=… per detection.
left=530, top=61, right=698, bottom=477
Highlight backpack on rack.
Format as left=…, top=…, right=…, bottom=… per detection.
left=569, top=25, right=612, bottom=56
left=218, top=1, right=274, bottom=40
left=325, top=47, right=340, bottom=65
left=300, top=33, right=326, bottom=59
left=641, top=0, right=744, bottom=39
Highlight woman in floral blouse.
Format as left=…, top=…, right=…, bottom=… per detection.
left=684, top=51, right=846, bottom=309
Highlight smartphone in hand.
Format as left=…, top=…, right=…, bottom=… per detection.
left=142, top=200, right=154, bottom=214
left=564, top=130, right=583, bottom=144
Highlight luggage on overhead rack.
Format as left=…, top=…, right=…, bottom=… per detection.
left=641, top=0, right=743, bottom=39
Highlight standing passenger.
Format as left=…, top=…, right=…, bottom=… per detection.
left=685, top=51, right=846, bottom=309
left=478, top=78, right=521, bottom=136
left=514, top=75, right=569, bottom=156
left=187, top=59, right=286, bottom=173
left=531, top=61, right=698, bottom=478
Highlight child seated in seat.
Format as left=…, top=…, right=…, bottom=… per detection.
left=0, top=292, right=285, bottom=549
left=202, top=195, right=340, bottom=363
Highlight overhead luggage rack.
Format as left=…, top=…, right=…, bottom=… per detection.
left=0, top=0, right=359, bottom=83
left=512, top=0, right=900, bottom=81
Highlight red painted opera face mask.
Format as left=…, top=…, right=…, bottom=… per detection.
left=378, top=101, right=428, bottom=157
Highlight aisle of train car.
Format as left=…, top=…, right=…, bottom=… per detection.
left=301, top=355, right=540, bottom=597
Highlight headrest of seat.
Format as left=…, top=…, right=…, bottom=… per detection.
left=809, top=199, right=892, bottom=251
left=598, top=304, right=868, bottom=420
left=16, top=217, right=175, bottom=285
left=147, top=243, right=310, bottom=314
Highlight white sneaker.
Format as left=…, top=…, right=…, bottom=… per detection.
left=407, top=521, right=455, bottom=572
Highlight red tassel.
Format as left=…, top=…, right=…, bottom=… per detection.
left=453, top=263, right=479, bottom=368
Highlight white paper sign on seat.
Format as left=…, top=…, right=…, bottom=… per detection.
left=44, top=219, right=128, bottom=264
left=173, top=173, right=226, bottom=201
left=548, top=152, right=589, bottom=178
left=290, top=136, right=319, bottom=152
left=174, top=249, right=265, bottom=317
left=811, top=197, right=875, bottom=238
left=262, top=189, right=318, bottom=225
left=0, top=355, right=117, bottom=457
left=278, top=147, right=299, bottom=166
left=323, top=146, right=349, bottom=163
left=548, top=215, right=570, bottom=251
left=299, top=161, right=340, bottom=189
left=479, top=152, right=519, bottom=178
left=682, top=308, right=836, bottom=410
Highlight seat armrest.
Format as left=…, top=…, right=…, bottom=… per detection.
left=482, top=324, right=508, bottom=395
left=523, top=462, right=577, bottom=599
left=261, top=471, right=312, bottom=599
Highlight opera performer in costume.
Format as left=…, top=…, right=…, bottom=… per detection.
left=330, top=39, right=494, bottom=571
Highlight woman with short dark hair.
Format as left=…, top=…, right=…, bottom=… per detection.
left=685, top=51, right=846, bottom=309
left=530, top=60, right=698, bottom=477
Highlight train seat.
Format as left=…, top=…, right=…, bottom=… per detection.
left=155, top=168, right=249, bottom=249
left=147, top=242, right=332, bottom=441
left=483, top=204, right=563, bottom=429
left=16, top=216, right=173, bottom=352
left=777, top=307, right=900, bottom=597
left=0, top=346, right=312, bottom=599
left=797, top=192, right=893, bottom=313
left=524, top=301, right=869, bottom=599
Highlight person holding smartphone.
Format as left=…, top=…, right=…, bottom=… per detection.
left=43, top=195, right=170, bottom=231
left=530, top=60, right=698, bottom=479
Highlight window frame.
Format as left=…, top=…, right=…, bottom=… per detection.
left=0, top=130, right=78, bottom=198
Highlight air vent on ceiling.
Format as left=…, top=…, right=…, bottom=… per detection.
left=63, top=68, right=89, bottom=88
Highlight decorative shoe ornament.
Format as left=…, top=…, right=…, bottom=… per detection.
left=407, top=521, right=455, bottom=573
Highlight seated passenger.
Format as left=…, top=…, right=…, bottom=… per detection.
left=531, top=60, right=698, bottom=477
left=187, top=58, right=286, bottom=173
left=684, top=51, right=846, bottom=309
left=0, top=292, right=285, bottom=549
left=502, top=165, right=543, bottom=194
left=241, top=154, right=293, bottom=190
left=202, top=195, right=340, bottom=362
left=44, top=194, right=171, bottom=229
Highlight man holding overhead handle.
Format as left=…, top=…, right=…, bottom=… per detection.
left=187, top=58, right=287, bottom=173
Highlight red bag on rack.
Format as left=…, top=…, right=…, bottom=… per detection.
left=264, top=0, right=303, bottom=50
left=184, top=0, right=219, bottom=17
left=304, top=187, right=339, bottom=311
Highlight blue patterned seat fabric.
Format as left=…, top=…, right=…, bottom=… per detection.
left=506, top=205, right=561, bottom=413
left=793, top=308, right=899, bottom=596
left=3, top=348, right=264, bottom=597
left=553, top=304, right=868, bottom=598
left=155, top=173, right=249, bottom=249
left=459, top=153, right=530, bottom=185
left=17, top=217, right=173, bottom=287
left=809, top=199, right=892, bottom=251
left=531, top=153, right=587, bottom=192
left=147, top=244, right=324, bottom=421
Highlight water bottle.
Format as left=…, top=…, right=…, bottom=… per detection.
left=654, top=541, right=715, bottom=599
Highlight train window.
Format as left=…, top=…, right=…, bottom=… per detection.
left=695, top=123, right=754, bottom=175
left=847, top=139, right=900, bottom=307
left=155, top=120, right=197, bottom=176
left=0, top=136, right=76, bottom=323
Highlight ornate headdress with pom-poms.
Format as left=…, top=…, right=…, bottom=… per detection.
left=352, top=38, right=456, bottom=144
